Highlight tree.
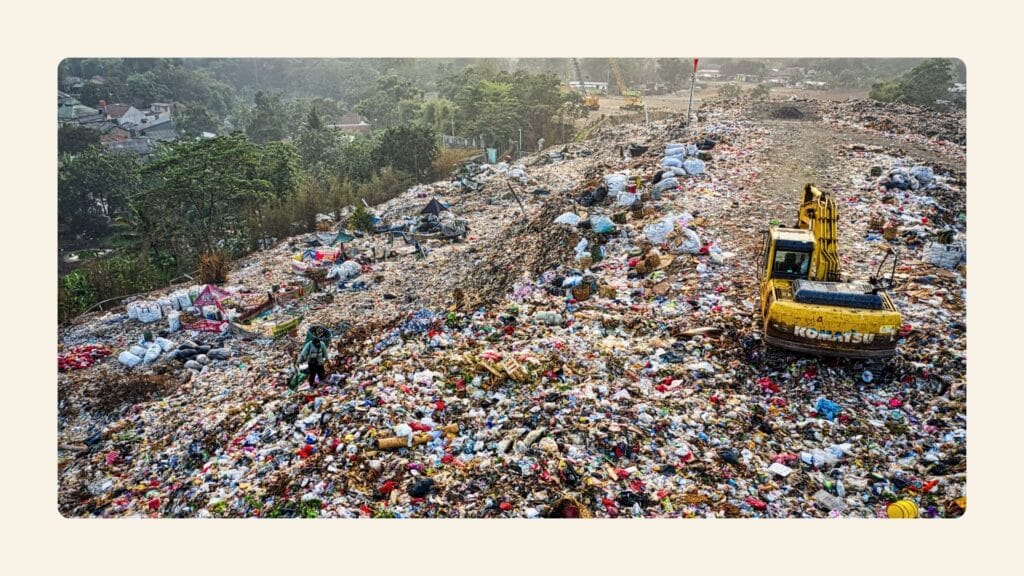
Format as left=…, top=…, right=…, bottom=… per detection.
left=896, top=58, right=954, bottom=108
left=58, top=125, right=101, bottom=155
left=136, top=134, right=299, bottom=259
left=336, top=136, right=379, bottom=183
left=246, top=91, right=288, bottom=143
left=374, top=125, right=438, bottom=182
left=59, top=147, right=141, bottom=242
left=750, top=83, right=771, bottom=99
left=868, top=81, right=901, bottom=103
left=176, top=103, right=219, bottom=137
left=717, top=83, right=743, bottom=99
left=296, top=105, right=341, bottom=182
left=656, top=58, right=688, bottom=90
left=355, top=74, right=424, bottom=129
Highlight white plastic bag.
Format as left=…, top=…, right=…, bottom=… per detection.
left=683, top=158, right=706, bottom=176
left=554, top=212, right=581, bottom=226
left=616, top=191, right=638, bottom=206
left=644, top=217, right=676, bottom=244
left=118, top=351, right=142, bottom=368
left=670, top=227, right=702, bottom=254
left=604, top=173, right=628, bottom=194
left=136, top=302, right=162, bottom=323
left=155, top=337, right=176, bottom=352
left=143, top=343, right=162, bottom=364
left=167, top=310, right=181, bottom=333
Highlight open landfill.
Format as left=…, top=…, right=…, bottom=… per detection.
left=58, top=96, right=966, bottom=519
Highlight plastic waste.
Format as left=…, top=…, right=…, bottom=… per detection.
left=683, top=158, right=706, bottom=176
left=591, top=216, right=616, bottom=234
left=604, top=173, right=628, bottom=193
left=117, top=351, right=142, bottom=368
left=554, top=212, right=581, bottom=226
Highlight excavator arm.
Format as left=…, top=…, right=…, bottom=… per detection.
left=796, top=184, right=841, bottom=282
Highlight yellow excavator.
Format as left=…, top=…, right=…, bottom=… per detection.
left=609, top=59, right=644, bottom=111
left=572, top=58, right=600, bottom=111
left=757, top=184, right=902, bottom=359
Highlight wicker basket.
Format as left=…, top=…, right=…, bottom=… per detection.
left=547, top=495, right=593, bottom=518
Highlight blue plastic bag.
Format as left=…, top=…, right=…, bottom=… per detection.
left=815, top=397, right=843, bottom=421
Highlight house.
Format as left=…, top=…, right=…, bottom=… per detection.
left=103, top=137, right=157, bottom=158
left=101, top=102, right=147, bottom=126
left=733, top=74, right=761, bottom=83
left=138, top=119, right=177, bottom=141
left=696, top=69, right=721, bottom=80
left=328, top=113, right=372, bottom=134
left=58, top=92, right=104, bottom=125
left=61, top=76, right=84, bottom=92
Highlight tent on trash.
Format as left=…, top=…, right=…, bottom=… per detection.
left=192, top=284, right=230, bottom=313
left=420, top=198, right=449, bottom=216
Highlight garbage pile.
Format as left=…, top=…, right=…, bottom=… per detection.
left=58, top=97, right=966, bottom=519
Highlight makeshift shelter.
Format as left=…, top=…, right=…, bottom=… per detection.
left=420, top=198, right=449, bottom=216
left=192, top=284, right=229, bottom=312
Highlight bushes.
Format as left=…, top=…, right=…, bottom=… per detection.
left=58, top=256, right=160, bottom=323
left=348, top=203, right=375, bottom=232
left=432, top=148, right=479, bottom=180
left=199, top=251, right=231, bottom=285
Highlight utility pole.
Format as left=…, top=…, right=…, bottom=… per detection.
left=687, top=58, right=699, bottom=127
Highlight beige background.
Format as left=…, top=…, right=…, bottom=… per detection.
left=4, top=0, right=1017, bottom=574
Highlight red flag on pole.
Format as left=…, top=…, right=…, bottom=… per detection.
left=693, top=59, right=699, bottom=73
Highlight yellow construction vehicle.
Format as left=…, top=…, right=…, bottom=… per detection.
left=572, top=58, right=600, bottom=111
left=609, top=59, right=644, bottom=111
left=757, top=184, right=902, bottom=359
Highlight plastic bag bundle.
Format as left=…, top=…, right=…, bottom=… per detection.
left=118, top=351, right=142, bottom=368
left=683, top=158, right=706, bottom=176
left=554, top=212, right=581, bottom=226
left=644, top=217, right=675, bottom=244
left=604, top=173, right=628, bottom=194
left=591, top=215, right=616, bottom=234
left=616, top=191, right=638, bottom=206
left=670, top=227, right=701, bottom=254
left=655, top=177, right=679, bottom=193
left=661, top=157, right=683, bottom=168
left=574, top=238, right=590, bottom=260
left=143, top=343, right=162, bottom=364
left=910, top=166, right=935, bottom=187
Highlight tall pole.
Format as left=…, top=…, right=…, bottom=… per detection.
left=686, top=73, right=696, bottom=126
left=687, top=58, right=699, bottom=127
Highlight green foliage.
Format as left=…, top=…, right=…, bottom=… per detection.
left=136, top=133, right=299, bottom=259
left=59, top=146, right=141, bottom=242
left=336, top=135, right=379, bottom=183
left=348, top=203, right=374, bottom=232
left=656, top=58, right=688, bottom=90
left=296, top=105, right=341, bottom=182
left=246, top=91, right=289, bottom=143
left=869, top=59, right=954, bottom=109
left=356, top=167, right=415, bottom=206
left=355, top=74, right=424, bottom=129
left=868, top=81, right=901, bottom=103
left=750, top=83, right=771, bottom=99
left=373, top=125, right=439, bottom=181
left=176, top=103, right=219, bottom=137
left=58, top=256, right=162, bottom=322
left=717, top=83, right=743, bottom=100
left=58, top=125, right=101, bottom=155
